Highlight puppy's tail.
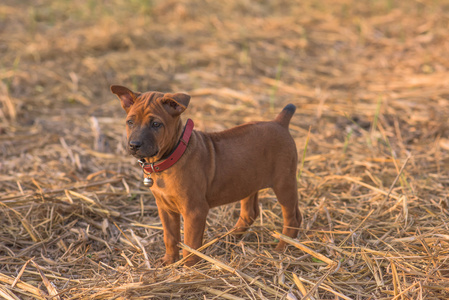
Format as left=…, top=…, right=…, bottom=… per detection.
left=274, top=104, right=296, bottom=128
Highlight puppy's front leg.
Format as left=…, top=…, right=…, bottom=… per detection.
left=182, top=205, right=209, bottom=266
left=157, top=206, right=181, bottom=265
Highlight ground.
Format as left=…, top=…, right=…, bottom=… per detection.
left=1, top=0, right=449, bottom=299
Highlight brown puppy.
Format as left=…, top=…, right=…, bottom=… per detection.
left=111, top=85, right=302, bottom=266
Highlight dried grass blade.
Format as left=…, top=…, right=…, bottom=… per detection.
left=0, top=202, right=38, bottom=242
left=110, top=282, right=143, bottom=291
left=67, top=191, right=120, bottom=217
left=298, top=266, right=335, bottom=300
left=63, top=189, right=74, bottom=204
left=291, top=273, right=313, bottom=300
left=82, top=230, right=112, bottom=251
left=391, top=261, right=401, bottom=298
left=343, top=176, right=401, bottom=200
left=0, top=273, right=46, bottom=299
left=0, top=287, right=18, bottom=300
left=120, top=251, right=134, bottom=267
left=418, top=237, right=442, bottom=277
left=360, top=247, right=395, bottom=258
left=296, top=276, right=352, bottom=300
left=30, top=260, right=61, bottom=300
left=361, top=250, right=382, bottom=287
left=1, top=177, right=123, bottom=202
left=339, top=209, right=374, bottom=247
left=11, top=258, right=32, bottom=288
left=59, top=137, right=76, bottom=167
left=130, top=229, right=151, bottom=269
left=391, top=282, right=419, bottom=300
left=88, top=206, right=120, bottom=217
left=272, top=231, right=336, bottom=266
left=378, top=195, right=405, bottom=217
left=179, top=243, right=281, bottom=296
left=22, top=270, right=77, bottom=282
left=90, top=116, right=103, bottom=151
left=286, top=292, right=298, bottom=300
left=114, top=222, right=140, bottom=252
left=378, top=155, right=412, bottom=211
left=174, top=230, right=234, bottom=267
left=130, top=222, right=164, bottom=230
left=199, top=287, right=245, bottom=300
left=68, top=190, right=96, bottom=205
left=402, top=194, right=409, bottom=225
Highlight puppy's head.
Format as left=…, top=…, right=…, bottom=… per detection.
left=111, top=85, right=190, bottom=161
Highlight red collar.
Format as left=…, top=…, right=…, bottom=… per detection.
left=138, top=119, right=194, bottom=174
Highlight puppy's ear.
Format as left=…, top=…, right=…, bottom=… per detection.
left=162, top=93, right=190, bottom=116
left=110, top=85, right=139, bottom=113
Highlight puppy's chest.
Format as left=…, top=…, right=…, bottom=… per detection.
left=150, top=177, right=187, bottom=213
left=151, top=188, right=180, bottom=213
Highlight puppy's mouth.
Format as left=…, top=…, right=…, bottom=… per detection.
left=134, top=150, right=159, bottom=161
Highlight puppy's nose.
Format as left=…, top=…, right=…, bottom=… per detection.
left=129, top=140, right=142, bottom=151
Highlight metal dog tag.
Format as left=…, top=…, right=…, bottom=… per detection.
left=143, top=177, right=153, bottom=187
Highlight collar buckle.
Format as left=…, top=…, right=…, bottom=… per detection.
left=138, top=159, right=147, bottom=168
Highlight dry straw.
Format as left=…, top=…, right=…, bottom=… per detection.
left=1, top=0, right=449, bottom=299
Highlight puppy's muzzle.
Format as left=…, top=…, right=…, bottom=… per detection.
left=129, top=140, right=142, bottom=152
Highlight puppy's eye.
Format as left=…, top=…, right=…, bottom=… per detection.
left=152, top=122, right=162, bottom=128
left=126, top=120, right=134, bottom=126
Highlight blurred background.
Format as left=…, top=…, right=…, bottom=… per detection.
left=2, top=0, right=449, bottom=176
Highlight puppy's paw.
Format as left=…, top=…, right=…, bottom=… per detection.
left=183, top=257, right=200, bottom=267
left=229, top=227, right=247, bottom=239
left=274, top=241, right=287, bottom=253
left=160, top=254, right=178, bottom=266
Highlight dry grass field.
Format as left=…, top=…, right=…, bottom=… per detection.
left=1, top=0, right=449, bottom=299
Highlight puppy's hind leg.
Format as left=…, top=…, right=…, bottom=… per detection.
left=232, top=192, right=259, bottom=236
left=272, top=178, right=302, bottom=251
